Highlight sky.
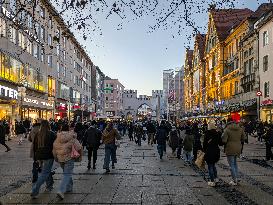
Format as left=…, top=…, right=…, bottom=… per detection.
left=71, top=0, right=268, bottom=96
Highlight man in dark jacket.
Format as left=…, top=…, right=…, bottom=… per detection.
left=155, top=121, right=168, bottom=160
left=0, top=121, right=11, bottom=152
left=83, top=121, right=102, bottom=169
left=147, top=121, right=156, bottom=145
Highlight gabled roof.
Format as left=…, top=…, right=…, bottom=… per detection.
left=195, top=34, right=206, bottom=61
left=250, top=3, right=273, bottom=19
left=210, top=8, right=253, bottom=41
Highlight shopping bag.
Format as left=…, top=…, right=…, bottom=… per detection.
left=71, top=143, right=80, bottom=159
left=195, top=150, right=205, bottom=170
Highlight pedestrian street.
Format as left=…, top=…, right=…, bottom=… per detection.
left=1, top=136, right=273, bottom=205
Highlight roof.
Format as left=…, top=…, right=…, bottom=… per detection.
left=250, top=3, right=273, bottom=19
left=210, top=8, right=253, bottom=41
left=195, top=34, right=206, bottom=61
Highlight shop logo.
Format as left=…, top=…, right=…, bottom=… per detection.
left=0, top=85, right=18, bottom=99
left=262, top=99, right=273, bottom=106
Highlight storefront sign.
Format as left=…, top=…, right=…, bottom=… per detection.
left=23, top=97, right=53, bottom=109
left=0, top=85, right=18, bottom=99
left=261, top=99, right=273, bottom=106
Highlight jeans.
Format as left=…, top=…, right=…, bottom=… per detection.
left=103, top=144, right=116, bottom=169
left=183, top=150, right=192, bottom=162
left=177, top=146, right=182, bottom=158
left=207, top=163, right=217, bottom=182
left=32, top=159, right=54, bottom=195
left=87, top=146, right=98, bottom=166
left=227, top=155, right=238, bottom=181
left=157, top=144, right=166, bottom=158
left=59, top=159, right=74, bottom=193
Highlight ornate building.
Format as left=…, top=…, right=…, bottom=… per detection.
left=183, top=49, right=193, bottom=114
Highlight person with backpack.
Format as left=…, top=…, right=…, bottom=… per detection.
left=83, top=120, right=102, bottom=170
left=155, top=121, right=168, bottom=160
left=168, top=126, right=179, bottom=156
left=30, top=120, right=56, bottom=199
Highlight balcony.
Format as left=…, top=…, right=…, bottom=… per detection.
left=241, top=73, right=255, bottom=86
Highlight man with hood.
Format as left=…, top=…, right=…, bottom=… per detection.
left=222, top=118, right=245, bottom=186
left=83, top=120, right=102, bottom=169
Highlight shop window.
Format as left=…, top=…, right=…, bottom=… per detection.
left=264, top=82, right=270, bottom=98
left=48, top=77, right=56, bottom=96
left=24, top=65, right=46, bottom=92
left=263, top=55, right=268, bottom=72
left=0, top=18, right=6, bottom=37
left=0, top=52, right=23, bottom=83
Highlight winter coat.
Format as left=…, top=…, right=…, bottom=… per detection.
left=83, top=126, right=102, bottom=148
left=169, top=130, right=179, bottom=149
left=183, top=134, right=194, bottom=152
left=155, top=126, right=168, bottom=145
left=222, top=122, right=245, bottom=156
left=264, top=128, right=273, bottom=146
left=203, top=129, right=222, bottom=164
left=102, top=128, right=119, bottom=145
left=0, top=124, right=5, bottom=144
left=146, top=122, right=156, bottom=133
left=28, top=123, right=41, bottom=159
left=16, top=123, right=26, bottom=135
left=53, top=131, right=82, bottom=162
left=33, top=130, right=56, bottom=160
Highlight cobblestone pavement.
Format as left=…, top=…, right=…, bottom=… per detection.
left=1, top=136, right=273, bottom=204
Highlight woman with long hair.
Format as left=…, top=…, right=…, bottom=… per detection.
left=53, top=123, right=82, bottom=200
left=31, top=120, right=56, bottom=199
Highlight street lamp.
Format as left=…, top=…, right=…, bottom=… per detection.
left=18, top=86, right=26, bottom=121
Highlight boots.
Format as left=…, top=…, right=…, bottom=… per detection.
left=87, top=161, right=91, bottom=170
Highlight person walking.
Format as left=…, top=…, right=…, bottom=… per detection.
left=222, top=118, right=245, bottom=186
left=147, top=121, right=156, bottom=145
left=135, top=124, right=143, bottom=146
left=53, top=123, right=82, bottom=200
left=30, top=120, right=56, bottom=199
left=16, top=121, right=26, bottom=145
left=183, top=127, right=194, bottom=164
left=28, top=119, right=42, bottom=183
left=155, top=121, right=168, bottom=160
left=102, top=122, right=120, bottom=173
left=128, top=123, right=134, bottom=141
left=0, top=120, right=11, bottom=152
left=264, top=124, right=273, bottom=161
left=203, top=121, right=222, bottom=187
left=83, top=120, right=102, bottom=170
left=192, top=123, right=202, bottom=161
left=168, top=126, right=179, bottom=156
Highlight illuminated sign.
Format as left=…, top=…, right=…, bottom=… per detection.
left=0, top=85, right=18, bottom=99
left=23, top=97, right=54, bottom=108
left=261, top=99, right=273, bottom=106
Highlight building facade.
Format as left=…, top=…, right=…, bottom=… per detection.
left=0, top=0, right=102, bottom=122
left=104, top=77, right=124, bottom=118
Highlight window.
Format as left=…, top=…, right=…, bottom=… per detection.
left=264, top=82, right=270, bottom=98
left=9, top=26, right=17, bottom=44
left=26, top=38, right=32, bottom=54
left=18, top=32, right=25, bottom=49
left=105, top=103, right=109, bottom=108
left=48, top=77, right=56, bottom=96
left=263, top=31, right=269, bottom=46
left=263, top=55, right=268, bottom=72
left=63, top=51, right=66, bottom=60
left=40, top=48, right=44, bottom=62
left=48, top=55, right=53, bottom=67
left=235, top=81, right=239, bottom=95
left=33, top=43, right=39, bottom=59
left=27, top=14, right=33, bottom=29
left=212, top=54, right=216, bottom=68
left=48, top=17, right=52, bottom=28
left=40, top=26, right=45, bottom=41
left=70, top=72, right=73, bottom=81
left=63, top=36, right=66, bottom=48
left=63, top=66, right=66, bottom=77
left=57, top=62, right=60, bottom=77
left=40, top=7, right=45, bottom=18
left=48, top=34, right=52, bottom=46
left=243, top=50, right=248, bottom=59
left=56, top=27, right=60, bottom=38
left=249, top=47, right=253, bottom=55
left=249, top=58, right=253, bottom=74
left=105, top=97, right=108, bottom=101
left=0, top=18, right=6, bottom=37
left=56, top=44, right=60, bottom=56
left=244, top=61, right=249, bottom=75
left=35, top=22, right=40, bottom=39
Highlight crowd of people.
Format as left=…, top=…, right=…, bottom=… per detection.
left=1, top=116, right=273, bottom=198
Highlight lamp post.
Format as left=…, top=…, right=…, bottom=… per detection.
left=18, top=86, right=26, bottom=121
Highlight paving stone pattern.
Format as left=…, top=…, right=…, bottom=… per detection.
left=1, top=136, right=273, bottom=204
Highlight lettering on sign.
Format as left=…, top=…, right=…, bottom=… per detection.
left=0, top=85, right=18, bottom=99
left=23, top=97, right=54, bottom=108
left=261, top=99, right=273, bottom=106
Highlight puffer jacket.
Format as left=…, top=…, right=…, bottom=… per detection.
left=53, top=131, right=82, bottom=162
left=222, top=122, right=245, bottom=156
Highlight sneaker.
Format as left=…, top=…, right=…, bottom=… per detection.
left=57, top=192, right=64, bottom=200
left=208, top=181, right=216, bottom=187
left=30, top=193, right=38, bottom=199
left=229, top=180, right=237, bottom=186
left=87, top=165, right=91, bottom=170
left=5, top=148, right=11, bottom=152
left=45, top=187, right=53, bottom=192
